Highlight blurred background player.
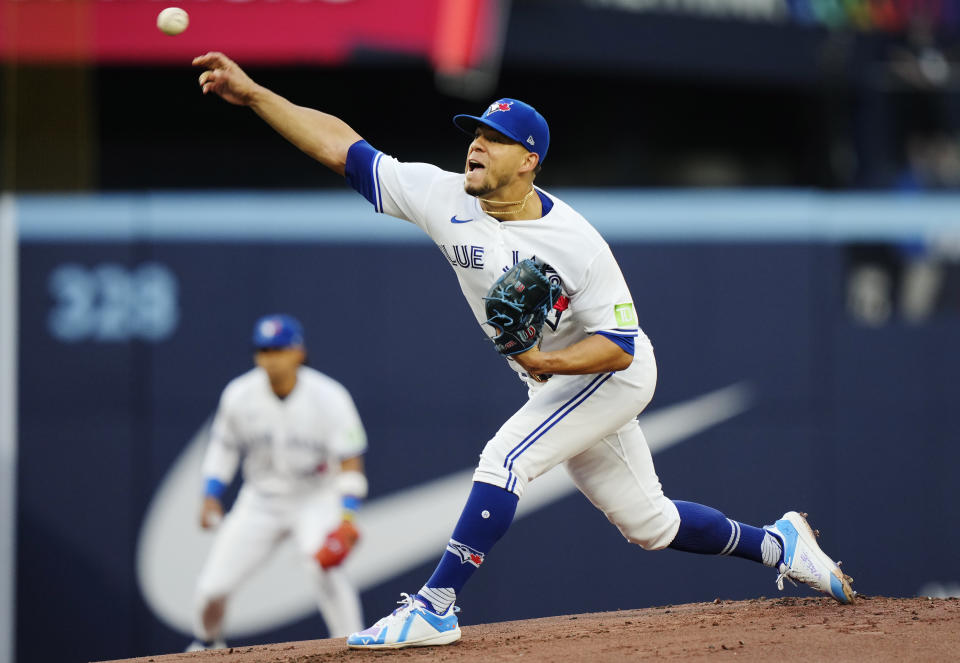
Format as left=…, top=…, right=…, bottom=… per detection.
left=192, top=52, right=855, bottom=651
left=187, top=313, right=368, bottom=651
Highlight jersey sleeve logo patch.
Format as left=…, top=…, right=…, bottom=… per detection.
left=614, top=303, right=638, bottom=327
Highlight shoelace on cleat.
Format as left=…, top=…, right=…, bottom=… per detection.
left=391, top=593, right=420, bottom=616
left=775, top=564, right=800, bottom=591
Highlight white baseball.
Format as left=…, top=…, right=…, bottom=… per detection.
left=157, top=7, right=189, bottom=36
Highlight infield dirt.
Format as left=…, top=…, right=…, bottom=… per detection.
left=102, top=595, right=959, bottom=663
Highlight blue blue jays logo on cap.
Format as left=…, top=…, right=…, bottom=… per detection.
left=252, top=314, right=305, bottom=349
left=485, top=101, right=513, bottom=116
left=453, top=98, right=550, bottom=163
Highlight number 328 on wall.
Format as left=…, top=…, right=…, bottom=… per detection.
left=47, top=263, right=179, bottom=343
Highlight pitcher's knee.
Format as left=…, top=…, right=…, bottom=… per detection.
left=607, top=504, right=680, bottom=551
left=473, top=447, right=526, bottom=497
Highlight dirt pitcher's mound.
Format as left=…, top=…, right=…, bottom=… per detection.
left=103, top=596, right=960, bottom=663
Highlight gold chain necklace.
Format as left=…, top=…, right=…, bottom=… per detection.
left=478, top=188, right=536, bottom=216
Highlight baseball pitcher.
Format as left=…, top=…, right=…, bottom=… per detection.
left=192, top=52, right=855, bottom=650
left=187, top=314, right=367, bottom=651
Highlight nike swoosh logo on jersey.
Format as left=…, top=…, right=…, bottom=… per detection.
left=136, top=382, right=753, bottom=637
left=450, top=216, right=473, bottom=224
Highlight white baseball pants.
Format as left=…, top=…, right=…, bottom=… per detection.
left=473, top=338, right=681, bottom=550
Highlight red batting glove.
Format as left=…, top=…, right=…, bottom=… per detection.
left=315, top=520, right=360, bottom=569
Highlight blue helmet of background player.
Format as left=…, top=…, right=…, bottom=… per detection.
left=453, top=99, right=550, bottom=164
left=252, top=313, right=305, bottom=350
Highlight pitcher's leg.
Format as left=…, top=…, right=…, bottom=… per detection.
left=418, top=372, right=649, bottom=611
left=417, top=481, right=518, bottom=613
left=475, top=366, right=655, bottom=498
left=668, top=501, right=781, bottom=566
left=348, top=371, right=652, bottom=650
left=564, top=420, right=680, bottom=550
left=668, top=503, right=854, bottom=602
left=566, top=422, right=780, bottom=561
left=566, top=423, right=855, bottom=603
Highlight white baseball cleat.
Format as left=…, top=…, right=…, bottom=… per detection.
left=346, top=593, right=461, bottom=649
left=764, top=511, right=855, bottom=604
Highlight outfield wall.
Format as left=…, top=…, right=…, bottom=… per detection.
left=12, top=190, right=960, bottom=662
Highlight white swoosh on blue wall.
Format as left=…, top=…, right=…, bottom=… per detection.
left=135, top=382, right=753, bottom=637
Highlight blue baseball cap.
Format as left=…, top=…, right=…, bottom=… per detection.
left=252, top=314, right=305, bottom=349
left=453, top=98, right=550, bottom=163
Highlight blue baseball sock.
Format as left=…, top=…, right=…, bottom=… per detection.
left=668, top=500, right=782, bottom=567
left=417, top=481, right=518, bottom=614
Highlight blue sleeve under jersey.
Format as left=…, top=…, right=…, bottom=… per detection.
left=596, top=331, right=635, bottom=356
left=344, top=140, right=382, bottom=208
left=204, top=477, right=227, bottom=499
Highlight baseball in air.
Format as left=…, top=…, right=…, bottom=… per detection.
left=157, top=7, right=189, bottom=36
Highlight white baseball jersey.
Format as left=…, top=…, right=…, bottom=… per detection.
left=201, top=366, right=367, bottom=497
left=345, top=141, right=679, bottom=543
left=348, top=143, right=645, bottom=385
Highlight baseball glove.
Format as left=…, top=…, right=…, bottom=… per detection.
left=483, top=258, right=562, bottom=356
left=315, top=520, right=360, bottom=569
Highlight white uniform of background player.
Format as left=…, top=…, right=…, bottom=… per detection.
left=188, top=314, right=367, bottom=650
left=192, top=52, right=857, bottom=650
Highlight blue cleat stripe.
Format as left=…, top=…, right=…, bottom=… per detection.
left=395, top=609, right=458, bottom=643
left=397, top=613, right=415, bottom=643
left=776, top=519, right=799, bottom=566
left=421, top=610, right=459, bottom=632
left=348, top=600, right=460, bottom=647
left=828, top=573, right=848, bottom=602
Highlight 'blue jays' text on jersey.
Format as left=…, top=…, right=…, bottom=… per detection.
left=344, top=140, right=645, bottom=383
